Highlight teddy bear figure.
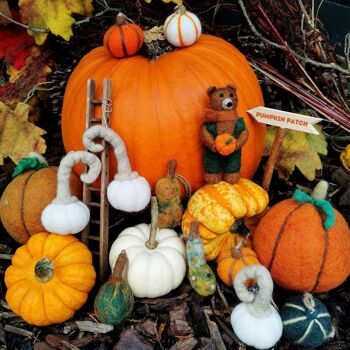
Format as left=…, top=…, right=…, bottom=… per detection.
left=201, top=84, right=248, bottom=184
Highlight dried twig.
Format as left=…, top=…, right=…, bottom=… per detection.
left=0, top=11, right=48, bottom=32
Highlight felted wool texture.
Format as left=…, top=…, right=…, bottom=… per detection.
left=0, top=167, right=82, bottom=244
left=253, top=198, right=350, bottom=292
left=281, top=295, right=333, bottom=347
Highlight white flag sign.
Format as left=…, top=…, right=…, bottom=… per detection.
left=247, top=106, right=322, bottom=135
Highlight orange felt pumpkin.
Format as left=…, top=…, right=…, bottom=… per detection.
left=61, top=35, right=265, bottom=191
left=215, top=133, right=237, bottom=156
left=103, top=13, right=144, bottom=58
left=253, top=183, right=350, bottom=293
left=216, top=236, right=260, bottom=286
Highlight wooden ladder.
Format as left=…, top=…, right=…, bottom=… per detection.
left=81, top=78, right=111, bottom=283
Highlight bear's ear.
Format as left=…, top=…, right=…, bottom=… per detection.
left=207, top=86, right=217, bottom=96
left=226, top=84, right=236, bottom=92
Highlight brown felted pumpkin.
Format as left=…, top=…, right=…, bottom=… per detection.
left=216, top=236, right=260, bottom=286
left=253, top=181, right=350, bottom=293
left=0, top=159, right=81, bottom=244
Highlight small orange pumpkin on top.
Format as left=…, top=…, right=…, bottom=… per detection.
left=103, top=13, right=144, bottom=58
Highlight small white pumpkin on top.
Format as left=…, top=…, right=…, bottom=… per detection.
left=164, top=3, right=202, bottom=47
left=109, top=197, right=186, bottom=298
left=231, top=265, right=283, bottom=349
left=83, top=125, right=151, bottom=212
left=41, top=151, right=101, bottom=234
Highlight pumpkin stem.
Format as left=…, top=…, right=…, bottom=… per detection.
left=53, top=151, right=102, bottom=205
left=175, top=3, right=187, bottom=15
left=111, top=250, right=128, bottom=282
left=116, top=12, right=127, bottom=25
left=146, top=197, right=159, bottom=250
left=83, top=125, right=139, bottom=182
left=167, top=160, right=177, bottom=180
left=144, top=26, right=174, bottom=61
left=35, top=258, right=54, bottom=283
left=232, top=239, right=244, bottom=259
left=234, top=265, right=274, bottom=318
left=189, top=221, right=199, bottom=239
left=12, top=152, right=48, bottom=178
left=311, top=180, right=328, bottom=200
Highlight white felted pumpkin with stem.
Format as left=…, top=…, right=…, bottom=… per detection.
left=231, top=265, right=283, bottom=349
left=164, top=3, right=202, bottom=48
left=83, top=125, right=151, bottom=212
left=41, top=151, right=101, bottom=234
left=109, top=197, right=186, bottom=298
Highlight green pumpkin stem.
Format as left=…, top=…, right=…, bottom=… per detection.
left=146, top=197, right=159, bottom=250
left=35, top=258, right=53, bottom=283
left=167, top=159, right=177, bottom=180
left=176, top=3, right=187, bottom=15
left=225, top=138, right=234, bottom=145
left=111, top=250, right=128, bottom=282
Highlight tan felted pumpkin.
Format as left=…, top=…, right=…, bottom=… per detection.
left=0, top=154, right=82, bottom=243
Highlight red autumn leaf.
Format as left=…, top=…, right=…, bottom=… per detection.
left=0, top=26, right=35, bottom=69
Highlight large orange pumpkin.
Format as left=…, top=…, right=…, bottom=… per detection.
left=61, top=35, right=265, bottom=190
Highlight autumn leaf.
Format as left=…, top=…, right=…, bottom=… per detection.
left=264, top=125, right=327, bottom=181
left=19, top=0, right=93, bottom=45
left=0, top=27, right=35, bottom=69
left=0, top=102, right=46, bottom=165
left=0, top=0, right=12, bottom=25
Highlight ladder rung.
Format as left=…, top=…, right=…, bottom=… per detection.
left=87, top=235, right=100, bottom=241
left=88, top=187, right=100, bottom=192
left=89, top=118, right=102, bottom=123
left=92, top=99, right=102, bottom=104
left=88, top=202, right=101, bottom=207
left=91, top=220, right=100, bottom=225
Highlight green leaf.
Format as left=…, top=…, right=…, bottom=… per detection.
left=264, top=124, right=328, bottom=181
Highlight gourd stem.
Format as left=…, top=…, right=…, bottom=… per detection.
left=111, top=250, right=128, bottom=282
left=232, top=239, right=244, bottom=259
left=54, top=151, right=102, bottom=205
left=146, top=197, right=159, bottom=249
left=189, top=221, right=199, bottom=239
left=234, top=265, right=273, bottom=318
left=35, top=258, right=53, bottom=283
left=83, top=125, right=138, bottom=181
left=167, top=159, right=177, bottom=180
left=176, top=3, right=187, bottom=15
left=311, top=180, right=328, bottom=200
left=302, top=293, right=316, bottom=312
left=116, top=12, right=126, bottom=25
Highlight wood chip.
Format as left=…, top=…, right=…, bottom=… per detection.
left=114, top=328, right=153, bottom=350
left=34, top=342, right=55, bottom=350
left=75, top=321, right=113, bottom=334
left=4, top=325, right=34, bottom=338
left=170, top=337, right=198, bottom=350
left=203, top=308, right=227, bottom=350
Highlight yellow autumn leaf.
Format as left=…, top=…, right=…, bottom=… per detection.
left=264, top=125, right=327, bottom=181
left=0, top=102, right=46, bottom=165
left=19, top=0, right=93, bottom=45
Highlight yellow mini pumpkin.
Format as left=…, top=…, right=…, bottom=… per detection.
left=182, top=179, right=268, bottom=260
left=216, top=236, right=260, bottom=286
left=5, top=233, right=96, bottom=326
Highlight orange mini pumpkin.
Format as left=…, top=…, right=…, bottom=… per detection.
left=103, top=13, right=144, bottom=58
left=62, top=35, right=265, bottom=191
left=5, top=233, right=96, bottom=326
left=253, top=182, right=350, bottom=293
left=215, top=133, right=237, bottom=156
left=216, top=235, right=260, bottom=286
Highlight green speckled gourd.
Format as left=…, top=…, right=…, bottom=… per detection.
left=94, top=250, right=134, bottom=325
left=187, top=221, right=216, bottom=296
left=156, top=160, right=183, bottom=228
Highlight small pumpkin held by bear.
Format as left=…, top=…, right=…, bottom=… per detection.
left=201, top=84, right=249, bottom=184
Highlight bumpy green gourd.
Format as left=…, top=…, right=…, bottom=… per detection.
left=156, top=159, right=183, bottom=228
left=94, top=250, right=134, bottom=325
left=187, top=221, right=216, bottom=296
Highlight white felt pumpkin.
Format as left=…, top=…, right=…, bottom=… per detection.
left=164, top=4, right=201, bottom=47
left=109, top=197, right=186, bottom=298
left=83, top=125, right=151, bottom=212
left=41, top=151, right=101, bottom=234
left=231, top=265, right=283, bottom=350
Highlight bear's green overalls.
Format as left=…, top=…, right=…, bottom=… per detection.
left=204, top=118, right=246, bottom=174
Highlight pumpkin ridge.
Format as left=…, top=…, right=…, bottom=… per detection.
left=184, top=14, right=198, bottom=41
left=311, top=210, right=330, bottom=292
left=177, top=15, right=184, bottom=47
left=105, top=25, right=115, bottom=56
left=20, top=171, right=36, bottom=240
left=268, top=203, right=305, bottom=271
left=46, top=238, right=79, bottom=262
left=118, top=25, right=128, bottom=57
left=129, top=25, right=141, bottom=51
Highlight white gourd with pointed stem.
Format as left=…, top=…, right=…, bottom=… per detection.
left=231, top=265, right=283, bottom=349
left=41, top=151, right=101, bottom=234
left=83, top=125, right=151, bottom=212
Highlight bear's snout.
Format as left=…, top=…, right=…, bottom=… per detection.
left=222, top=98, right=233, bottom=110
